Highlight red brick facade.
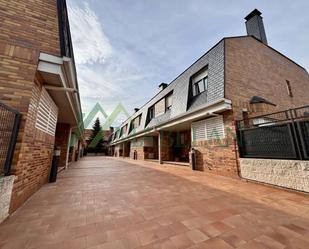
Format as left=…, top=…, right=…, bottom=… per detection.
left=54, top=123, right=71, bottom=168
left=192, top=112, right=239, bottom=178
left=0, top=0, right=76, bottom=213
left=225, top=36, right=309, bottom=120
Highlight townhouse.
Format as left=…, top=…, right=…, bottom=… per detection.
left=0, top=0, right=83, bottom=221
left=110, top=9, right=309, bottom=178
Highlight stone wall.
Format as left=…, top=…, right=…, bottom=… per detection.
left=0, top=176, right=15, bottom=223
left=240, top=158, right=309, bottom=192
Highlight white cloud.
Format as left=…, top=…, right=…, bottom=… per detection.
left=68, top=3, right=112, bottom=64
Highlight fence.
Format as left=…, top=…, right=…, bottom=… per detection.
left=0, top=102, right=21, bottom=176
left=236, top=105, right=309, bottom=160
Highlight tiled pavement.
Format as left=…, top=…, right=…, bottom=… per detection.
left=0, top=157, right=309, bottom=249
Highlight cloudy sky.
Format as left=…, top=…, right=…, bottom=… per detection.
left=67, top=0, right=309, bottom=125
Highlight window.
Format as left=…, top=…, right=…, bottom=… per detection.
left=286, top=80, right=293, bottom=97
left=155, top=98, right=165, bottom=117
left=35, top=88, right=58, bottom=136
left=192, top=67, right=208, bottom=96
left=130, top=115, right=141, bottom=132
left=194, top=76, right=208, bottom=95
left=191, top=116, right=225, bottom=141
left=114, top=130, right=120, bottom=140
left=165, top=93, right=173, bottom=111
left=148, top=106, right=155, bottom=120
left=191, top=120, right=206, bottom=141
left=205, top=116, right=225, bottom=140
left=120, top=124, right=127, bottom=138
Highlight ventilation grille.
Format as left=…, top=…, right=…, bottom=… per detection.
left=35, top=88, right=58, bottom=136
left=192, top=116, right=225, bottom=141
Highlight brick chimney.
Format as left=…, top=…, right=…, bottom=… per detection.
left=245, top=9, right=268, bottom=45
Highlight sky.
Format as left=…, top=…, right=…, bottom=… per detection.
left=67, top=0, right=309, bottom=127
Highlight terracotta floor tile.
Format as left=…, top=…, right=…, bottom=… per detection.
left=0, top=157, right=308, bottom=249
left=170, top=233, right=194, bottom=249
left=137, top=229, right=159, bottom=246
left=186, top=229, right=209, bottom=244
left=200, top=237, right=234, bottom=249
left=254, top=235, right=285, bottom=249
left=86, top=232, right=108, bottom=248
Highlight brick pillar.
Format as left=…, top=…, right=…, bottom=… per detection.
left=54, top=123, right=71, bottom=168
left=122, top=143, right=125, bottom=158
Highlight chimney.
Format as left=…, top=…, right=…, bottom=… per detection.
left=245, top=9, right=268, bottom=45
left=134, top=108, right=139, bottom=112
left=158, top=83, right=168, bottom=92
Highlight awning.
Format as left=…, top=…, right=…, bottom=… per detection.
left=37, top=52, right=83, bottom=137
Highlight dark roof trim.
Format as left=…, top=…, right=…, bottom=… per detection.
left=250, top=96, right=276, bottom=106
left=245, top=9, right=262, bottom=20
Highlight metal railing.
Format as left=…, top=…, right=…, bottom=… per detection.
left=0, top=102, right=21, bottom=176
left=236, top=105, right=309, bottom=160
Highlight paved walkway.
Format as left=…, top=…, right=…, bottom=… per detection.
left=0, top=157, right=309, bottom=249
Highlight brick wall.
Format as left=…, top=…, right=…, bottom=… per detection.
left=0, top=0, right=62, bottom=212
left=54, top=123, right=71, bottom=168
left=130, top=138, right=145, bottom=160
left=192, top=112, right=239, bottom=178
left=0, top=0, right=60, bottom=56
left=225, top=36, right=309, bottom=119
left=159, top=131, right=173, bottom=161
left=10, top=79, right=55, bottom=212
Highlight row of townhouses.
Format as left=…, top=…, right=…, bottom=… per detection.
left=109, top=10, right=309, bottom=182
left=0, top=0, right=84, bottom=222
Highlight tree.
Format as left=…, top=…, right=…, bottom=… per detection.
left=88, top=117, right=103, bottom=154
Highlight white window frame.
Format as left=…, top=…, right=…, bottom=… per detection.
left=192, top=67, right=208, bottom=96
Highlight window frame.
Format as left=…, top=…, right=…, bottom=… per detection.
left=130, top=114, right=142, bottom=133
left=165, top=93, right=173, bottom=111
left=193, top=75, right=208, bottom=96
left=286, top=80, right=293, bottom=97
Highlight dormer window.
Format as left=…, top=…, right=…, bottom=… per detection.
left=119, top=124, right=127, bottom=138
left=149, top=106, right=155, bottom=120
left=165, top=93, right=173, bottom=111
left=130, top=114, right=142, bottom=133
left=192, top=67, right=208, bottom=96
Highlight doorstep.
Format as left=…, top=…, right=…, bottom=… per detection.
left=162, top=161, right=190, bottom=167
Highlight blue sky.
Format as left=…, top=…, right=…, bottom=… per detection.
left=67, top=0, right=309, bottom=123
